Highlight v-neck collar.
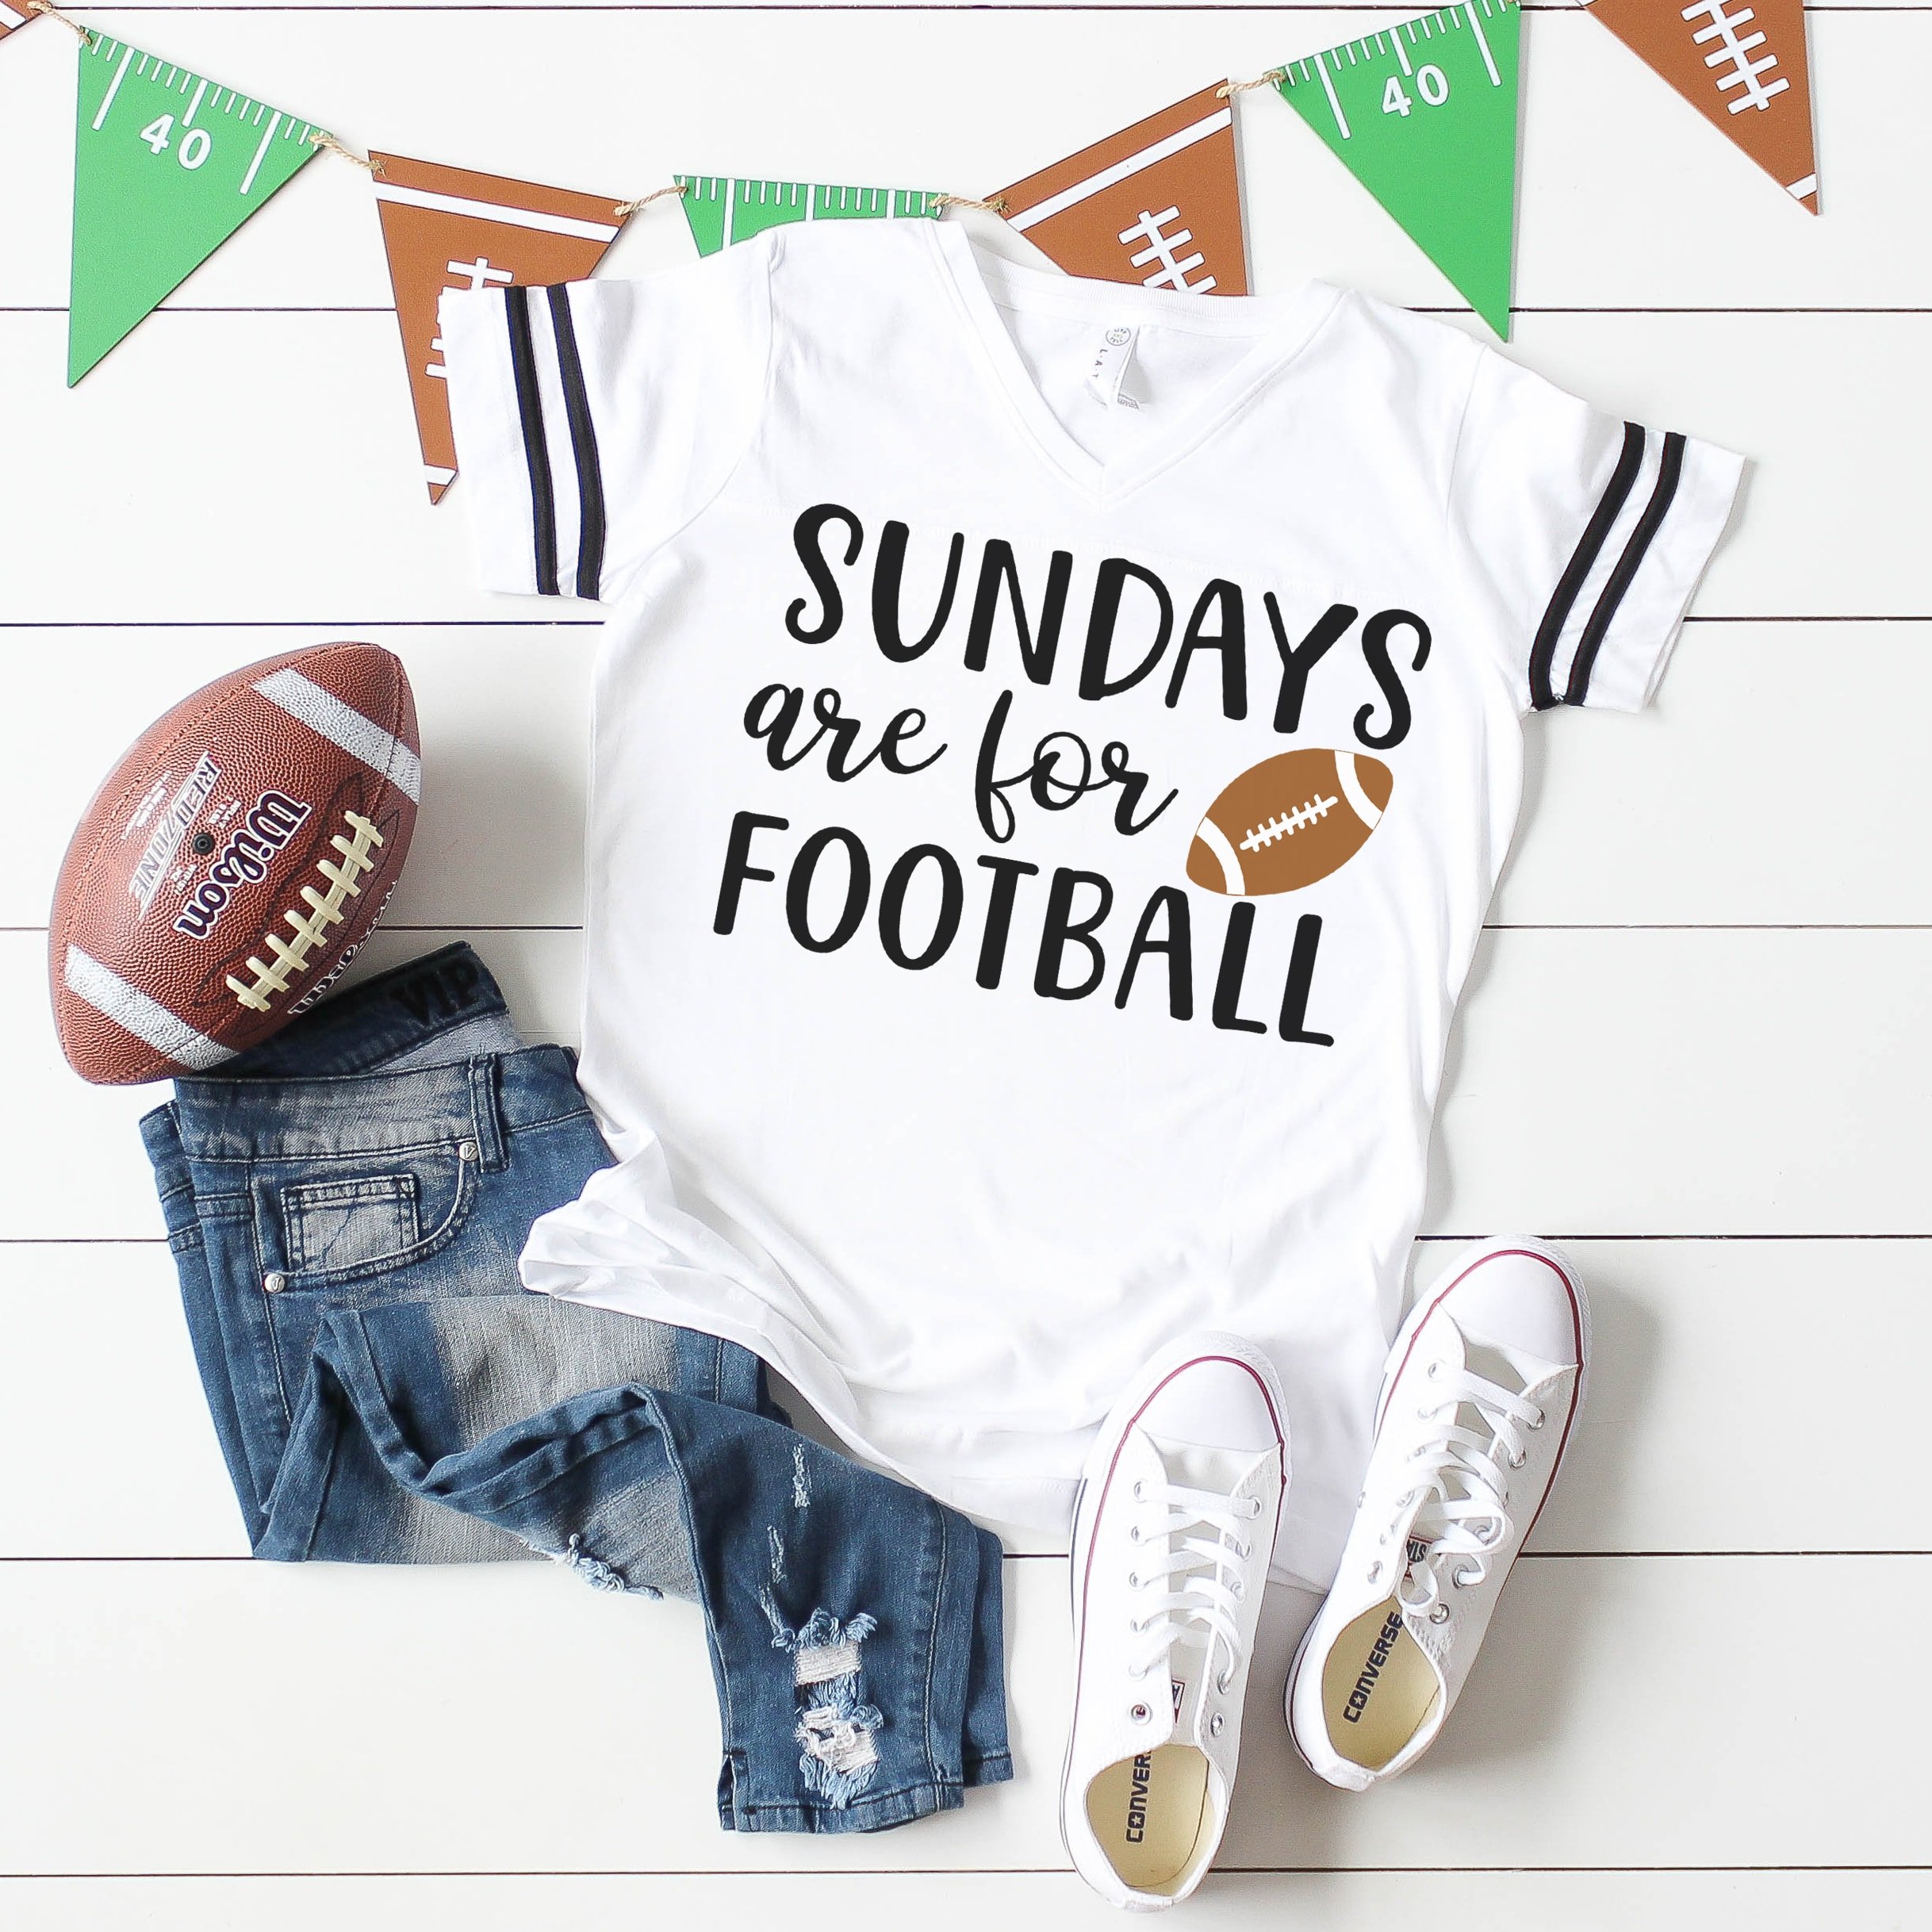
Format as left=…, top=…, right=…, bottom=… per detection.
left=925, top=221, right=1344, bottom=504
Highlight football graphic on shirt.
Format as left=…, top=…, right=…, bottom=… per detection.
left=1186, top=749, right=1393, bottom=897
left=48, top=643, right=420, bottom=1084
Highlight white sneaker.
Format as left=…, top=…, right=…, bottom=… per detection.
left=1060, top=1335, right=1288, bottom=1911
left=1286, top=1238, right=1589, bottom=1791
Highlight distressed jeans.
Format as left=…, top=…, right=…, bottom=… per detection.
left=140, top=944, right=1011, bottom=1833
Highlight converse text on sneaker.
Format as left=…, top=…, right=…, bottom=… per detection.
left=1061, top=1334, right=1289, bottom=1909
left=1286, top=1238, right=1589, bottom=1790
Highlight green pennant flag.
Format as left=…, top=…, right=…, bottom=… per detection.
left=69, top=33, right=323, bottom=383
left=1276, top=0, right=1521, bottom=337
left=676, top=174, right=941, bottom=257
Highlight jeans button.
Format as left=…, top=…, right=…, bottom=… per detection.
left=263, top=1271, right=286, bottom=1294
left=458, top=1140, right=479, bottom=1162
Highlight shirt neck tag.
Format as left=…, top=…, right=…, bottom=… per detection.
left=1086, top=324, right=1143, bottom=411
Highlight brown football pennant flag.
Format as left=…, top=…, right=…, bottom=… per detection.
left=993, top=82, right=1248, bottom=296
left=1585, top=0, right=1818, bottom=212
left=0, top=1, right=36, bottom=39
left=371, top=153, right=630, bottom=501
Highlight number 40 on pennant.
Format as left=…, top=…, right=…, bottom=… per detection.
left=1382, top=63, right=1451, bottom=116
left=139, top=115, right=214, bottom=169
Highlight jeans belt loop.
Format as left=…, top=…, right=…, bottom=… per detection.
left=466, top=1056, right=510, bottom=1172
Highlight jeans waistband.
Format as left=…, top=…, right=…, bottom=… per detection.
left=197, top=941, right=513, bottom=1081
left=159, top=1045, right=592, bottom=1164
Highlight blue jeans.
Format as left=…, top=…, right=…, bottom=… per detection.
left=140, top=944, right=1010, bottom=1833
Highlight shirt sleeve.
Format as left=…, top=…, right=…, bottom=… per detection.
left=1447, top=343, right=1746, bottom=714
left=436, top=237, right=775, bottom=604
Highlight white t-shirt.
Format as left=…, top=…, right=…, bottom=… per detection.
left=440, top=222, right=1741, bottom=1589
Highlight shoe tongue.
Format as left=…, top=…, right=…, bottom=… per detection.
left=1459, top=1328, right=1561, bottom=1394
left=1143, top=1431, right=1263, bottom=1496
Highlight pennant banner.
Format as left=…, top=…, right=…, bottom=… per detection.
left=677, top=174, right=941, bottom=256
left=1, top=2, right=35, bottom=40
left=370, top=152, right=628, bottom=502
left=1277, top=0, right=1520, bottom=337
left=995, top=82, right=1247, bottom=297
left=1585, top=0, right=1817, bottom=212
left=69, top=34, right=321, bottom=383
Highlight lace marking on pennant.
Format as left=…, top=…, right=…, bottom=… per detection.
left=225, top=811, right=384, bottom=1014
left=1117, top=206, right=1217, bottom=294
left=1681, top=0, right=1792, bottom=114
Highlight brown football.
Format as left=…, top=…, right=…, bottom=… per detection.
left=1186, top=748, right=1392, bottom=898
left=49, top=643, right=420, bottom=1084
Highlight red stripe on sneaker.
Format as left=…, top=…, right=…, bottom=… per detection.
left=1062, top=1351, right=1287, bottom=1818
left=1376, top=1247, right=1586, bottom=1544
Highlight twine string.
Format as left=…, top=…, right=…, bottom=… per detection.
left=25, top=2, right=92, bottom=41
left=1218, top=71, right=1288, bottom=98
left=615, top=182, right=688, bottom=218
left=932, top=192, right=1009, bottom=217
left=309, top=129, right=381, bottom=174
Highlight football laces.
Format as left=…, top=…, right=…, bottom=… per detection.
left=1240, top=792, right=1337, bottom=853
left=224, top=811, right=385, bottom=1014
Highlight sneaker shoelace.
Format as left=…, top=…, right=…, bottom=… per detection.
left=1389, top=1364, right=1547, bottom=1623
left=1125, top=1477, right=1265, bottom=1697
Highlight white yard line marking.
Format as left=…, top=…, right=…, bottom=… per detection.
left=239, top=112, right=281, bottom=197
left=1394, top=28, right=1414, bottom=75
left=182, top=77, right=207, bottom=128
left=1788, top=172, right=1818, bottom=198
left=1316, top=52, right=1351, bottom=140
left=1466, top=1, right=1502, bottom=86
left=370, top=182, right=619, bottom=243
left=91, top=43, right=134, bottom=133
left=1005, top=106, right=1232, bottom=231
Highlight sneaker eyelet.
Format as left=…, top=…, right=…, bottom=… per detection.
left=1126, top=1573, right=1140, bottom=1590
left=1367, top=1562, right=1383, bottom=1583
left=1132, top=1481, right=1147, bottom=1502
left=1429, top=1604, right=1451, bottom=1626
left=1209, top=1713, right=1225, bottom=1737
left=1426, top=1361, right=1442, bottom=1380
left=1528, top=1410, right=1547, bottom=1431
left=1508, top=1449, right=1527, bottom=1470
left=1214, top=1670, right=1234, bottom=1695
left=1129, top=1702, right=1152, bottom=1724
left=1128, top=1525, right=1141, bottom=1543
left=1452, top=1568, right=1478, bottom=1590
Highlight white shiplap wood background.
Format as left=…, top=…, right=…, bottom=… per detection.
left=3, top=4, right=1927, bottom=1926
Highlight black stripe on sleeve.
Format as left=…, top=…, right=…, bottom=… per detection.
left=546, top=284, right=607, bottom=601
left=1562, top=431, right=1687, bottom=707
left=504, top=286, right=560, bottom=598
left=1528, top=420, right=1645, bottom=711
